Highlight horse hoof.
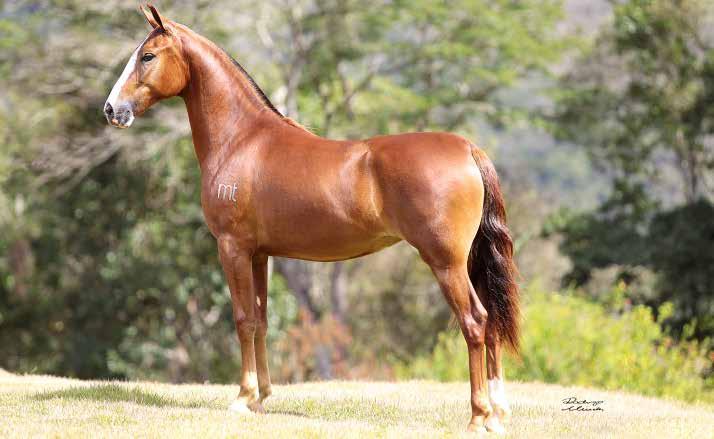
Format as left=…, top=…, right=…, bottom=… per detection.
left=248, top=401, right=266, bottom=414
left=466, top=423, right=487, bottom=434
left=485, top=415, right=506, bottom=435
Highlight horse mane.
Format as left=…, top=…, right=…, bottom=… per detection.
left=283, top=117, right=312, bottom=131
left=221, top=49, right=314, bottom=134
left=222, top=50, right=281, bottom=116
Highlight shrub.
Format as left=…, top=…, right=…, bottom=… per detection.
left=395, top=286, right=714, bottom=403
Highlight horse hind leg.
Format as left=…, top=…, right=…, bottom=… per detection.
left=429, top=262, right=492, bottom=433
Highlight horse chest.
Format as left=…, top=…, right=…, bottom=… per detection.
left=200, top=174, right=253, bottom=238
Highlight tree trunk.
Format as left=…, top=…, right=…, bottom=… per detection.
left=329, top=261, right=348, bottom=324
left=273, top=258, right=333, bottom=379
left=273, top=258, right=320, bottom=318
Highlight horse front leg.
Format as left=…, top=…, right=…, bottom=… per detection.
left=217, top=237, right=261, bottom=413
left=252, top=254, right=272, bottom=411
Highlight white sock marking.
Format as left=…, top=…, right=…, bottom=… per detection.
left=488, top=378, right=510, bottom=410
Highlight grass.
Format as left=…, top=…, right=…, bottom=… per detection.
left=1, top=370, right=712, bottom=438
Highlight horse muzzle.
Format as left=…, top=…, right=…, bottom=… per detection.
left=104, top=102, right=135, bottom=128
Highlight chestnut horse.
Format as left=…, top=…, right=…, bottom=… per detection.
left=105, top=5, right=519, bottom=434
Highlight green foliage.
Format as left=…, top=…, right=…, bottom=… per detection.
left=551, top=0, right=714, bottom=339
left=548, top=197, right=714, bottom=338
left=648, top=200, right=714, bottom=337
left=544, top=198, right=648, bottom=286
left=397, top=286, right=714, bottom=403
left=0, top=0, right=570, bottom=382
left=555, top=0, right=714, bottom=202
left=271, top=0, right=566, bottom=137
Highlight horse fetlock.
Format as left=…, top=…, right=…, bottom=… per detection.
left=238, top=379, right=260, bottom=400
left=491, top=403, right=511, bottom=425
left=230, top=385, right=262, bottom=414
left=472, top=392, right=493, bottom=418
left=259, top=385, right=272, bottom=402
left=488, top=378, right=511, bottom=423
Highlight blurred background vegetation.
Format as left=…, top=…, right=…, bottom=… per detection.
left=0, top=0, right=712, bottom=402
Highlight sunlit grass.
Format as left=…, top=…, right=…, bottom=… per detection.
left=1, top=372, right=712, bottom=438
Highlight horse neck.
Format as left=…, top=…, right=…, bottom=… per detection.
left=178, top=28, right=283, bottom=169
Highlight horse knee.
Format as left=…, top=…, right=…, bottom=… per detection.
left=259, top=385, right=272, bottom=401
left=236, top=315, right=258, bottom=340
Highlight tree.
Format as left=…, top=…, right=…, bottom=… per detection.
left=551, top=0, right=714, bottom=337
left=556, top=0, right=714, bottom=204
left=0, top=0, right=567, bottom=380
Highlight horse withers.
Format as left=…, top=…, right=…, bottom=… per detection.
left=104, top=4, right=519, bottom=433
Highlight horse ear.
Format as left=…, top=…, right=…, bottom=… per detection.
left=146, top=4, right=167, bottom=33
left=139, top=5, right=159, bottom=29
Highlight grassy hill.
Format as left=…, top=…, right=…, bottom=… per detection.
left=1, top=371, right=712, bottom=438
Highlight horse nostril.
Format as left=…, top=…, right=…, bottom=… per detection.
left=104, top=103, right=114, bottom=116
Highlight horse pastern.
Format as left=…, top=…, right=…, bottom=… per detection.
left=467, top=414, right=489, bottom=434
left=492, top=403, right=512, bottom=424
left=485, top=415, right=506, bottom=435
left=248, top=401, right=266, bottom=414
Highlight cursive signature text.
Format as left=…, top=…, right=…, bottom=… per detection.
left=561, top=396, right=605, bottom=412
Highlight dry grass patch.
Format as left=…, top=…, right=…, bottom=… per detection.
left=0, top=372, right=712, bottom=438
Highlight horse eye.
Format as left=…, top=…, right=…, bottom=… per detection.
left=141, top=53, right=155, bottom=63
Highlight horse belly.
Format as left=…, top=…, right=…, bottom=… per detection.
left=259, top=219, right=401, bottom=262
left=255, top=187, right=400, bottom=261
left=268, top=236, right=401, bottom=262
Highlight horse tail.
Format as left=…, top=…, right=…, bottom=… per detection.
left=469, top=146, right=520, bottom=353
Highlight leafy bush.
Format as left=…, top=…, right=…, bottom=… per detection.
left=396, top=286, right=714, bottom=403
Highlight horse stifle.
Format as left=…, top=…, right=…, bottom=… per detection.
left=105, top=5, right=520, bottom=434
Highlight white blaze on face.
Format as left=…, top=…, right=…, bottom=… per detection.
left=105, top=35, right=150, bottom=125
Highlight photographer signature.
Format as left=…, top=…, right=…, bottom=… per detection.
left=561, top=396, right=605, bottom=412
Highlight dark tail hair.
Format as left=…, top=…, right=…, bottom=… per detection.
left=469, top=146, right=520, bottom=353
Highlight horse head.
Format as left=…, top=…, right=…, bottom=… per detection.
left=104, top=4, right=189, bottom=128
